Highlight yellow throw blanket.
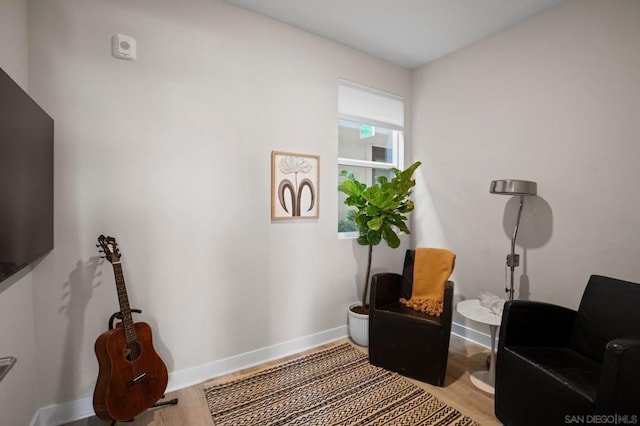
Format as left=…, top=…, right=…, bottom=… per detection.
left=400, top=248, right=456, bottom=317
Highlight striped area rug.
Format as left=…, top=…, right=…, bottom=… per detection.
left=204, top=343, right=479, bottom=426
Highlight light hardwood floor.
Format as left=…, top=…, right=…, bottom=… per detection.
left=65, top=335, right=500, bottom=426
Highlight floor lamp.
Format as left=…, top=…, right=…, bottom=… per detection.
left=490, top=179, right=537, bottom=301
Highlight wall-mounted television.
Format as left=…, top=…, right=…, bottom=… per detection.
left=0, top=67, right=54, bottom=283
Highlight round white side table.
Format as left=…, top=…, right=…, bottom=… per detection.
left=456, top=299, right=502, bottom=394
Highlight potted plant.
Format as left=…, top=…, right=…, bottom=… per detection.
left=338, top=161, right=421, bottom=346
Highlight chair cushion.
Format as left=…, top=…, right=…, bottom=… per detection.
left=376, top=302, right=443, bottom=327
left=509, top=346, right=601, bottom=402
left=496, top=346, right=598, bottom=425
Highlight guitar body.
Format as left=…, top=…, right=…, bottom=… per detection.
left=93, top=321, right=168, bottom=421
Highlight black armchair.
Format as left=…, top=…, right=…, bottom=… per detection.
left=495, top=275, right=640, bottom=425
left=369, top=250, right=454, bottom=386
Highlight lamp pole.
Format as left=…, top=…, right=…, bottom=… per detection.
left=506, top=195, right=525, bottom=301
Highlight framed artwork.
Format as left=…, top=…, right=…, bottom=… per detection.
left=271, top=151, right=320, bottom=220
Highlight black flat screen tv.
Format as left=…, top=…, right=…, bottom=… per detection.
left=0, top=67, right=54, bottom=283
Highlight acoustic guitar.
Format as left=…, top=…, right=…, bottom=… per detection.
left=93, top=235, right=169, bottom=421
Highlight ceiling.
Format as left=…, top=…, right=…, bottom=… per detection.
left=224, top=0, right=567, bottom=69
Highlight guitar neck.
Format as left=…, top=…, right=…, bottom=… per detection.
left=112, top=262, right=137, bottom=343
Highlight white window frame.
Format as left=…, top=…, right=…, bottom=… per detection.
left=337, top=80, right=405, bottom=238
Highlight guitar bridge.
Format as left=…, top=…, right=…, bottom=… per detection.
left=129, top=372, right=148, bottom=386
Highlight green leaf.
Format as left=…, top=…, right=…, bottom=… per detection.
left=372, top=191, right=388, bottom=207
left=354, top=213, right=369, bottom=226
left=379, top=195, right=400, bottom=210
left=338, top=180, right=364, bottom=197
left=398, top=200, right=415, bottom=213
left=367, top=216, right=383, bottom=231
left=363, top=185, right=382, bottom=201
left=382, top=225, right=401, bottom=248
left=400, top=161, right=421, bottom=179
left=391, top=218, right=410, bottom=234
left=367, top=229, right=382, bottom=246
left=337, top=181, right=353, bottom=196
left=365, top=205, right=379, bottom=216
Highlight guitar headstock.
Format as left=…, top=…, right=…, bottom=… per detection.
left=97, top=235, right=121, bottom=263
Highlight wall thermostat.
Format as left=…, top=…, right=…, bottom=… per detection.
left=111, top=34, right=137, bottom=60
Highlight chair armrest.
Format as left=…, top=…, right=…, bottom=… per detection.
left=498, top=300, right=577, bottom=349
left=596, top=337, right=640, bottom=414
left=442, top=281, right=454, bottom=325
left=370, top=273, right=402, bottom=309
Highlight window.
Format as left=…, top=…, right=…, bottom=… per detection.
left=337, top=80, right=405, bottom=237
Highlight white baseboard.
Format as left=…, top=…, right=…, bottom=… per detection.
left=31, top=325, right=348, bottom=426
left=451, top=321, right=497, bottom=349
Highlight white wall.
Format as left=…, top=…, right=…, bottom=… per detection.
left=27, top=0, right=410, bottom=411
left=0, top=0, right=28, bottom=86
left=411, top=0, right=640, bottom=333
left=0, top=1, right=40, bottom=425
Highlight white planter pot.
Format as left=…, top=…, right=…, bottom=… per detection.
left=348, top=302, right=369, bottom=347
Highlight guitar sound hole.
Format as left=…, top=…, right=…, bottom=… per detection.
left=124, top=341, right=142, bottom=361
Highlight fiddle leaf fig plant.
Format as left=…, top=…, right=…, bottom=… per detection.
left=338, top=161, right=421, bottom=311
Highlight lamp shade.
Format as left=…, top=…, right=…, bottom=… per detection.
left=490, top=180, right=537, bottom=196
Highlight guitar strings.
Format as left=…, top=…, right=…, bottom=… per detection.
left=114, top=262, right=141, bottom=383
